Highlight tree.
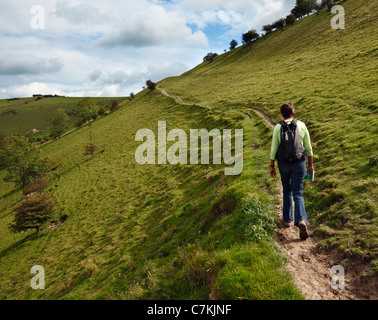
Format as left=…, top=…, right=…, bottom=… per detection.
left=9, top=194, right=57, bottom=233
left=285, top=14, right=297, bottom=26
left=326, top=2, right=336, bottom=12
left=203, top=52, right=218, bottom=62
left=83, top=132, right=99, bottom=158
left=230, top=39, right=238, bottom=50
left=2, top=136, right=49, bottom=194
left=262, top=24, right=274, bottom=34
left=98, top=106, right=106, bottom=116
left=110, top=100, right=120, bottom=112
left=291, top=0, right=317, bottom=18
left=320, top=0, right=334, bottom=9
left=77, top=98, right=99, bottom=124
left=242, top=29, right=259, bottom=44
left=146, top=80, right=156, bottom=90
left=51, top=108, right=69, bottom=138
left=84, top=142, right=99, bottom=158
left=272, top=18, right=286, bottom=30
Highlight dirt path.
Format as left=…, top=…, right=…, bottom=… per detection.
left=157, top=87, right=369, bottom=300
left=159, top=86, right=186, bottom=104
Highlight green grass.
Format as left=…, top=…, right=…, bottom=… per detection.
left=0, top=96, right=128, bottom=136
left=161, top=0, right=378, bottom=272
left=1, top=0, right=376, bottom=300
left=0, top=90, right=301, bottom=299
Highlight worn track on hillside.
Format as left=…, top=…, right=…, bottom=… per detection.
left=248, top=108, right=367, bottom=300
left=157, top=85, right=372, bottom=300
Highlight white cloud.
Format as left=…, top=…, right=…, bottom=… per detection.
left=179, top=0, right=295, bottom=32
left=97, top=5, right=208, bottom=48
left=6, top=82, right=63, bottom=98
left=0, top=0, right=297, bottom=98
left=0, top=55, right=63, bottom=75
left=89, top=70, right=102, bottom=81
left=54, top=0, right=109, bottom=25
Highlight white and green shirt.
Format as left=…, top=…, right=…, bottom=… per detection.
left=270, top=118, right=313, bottom=160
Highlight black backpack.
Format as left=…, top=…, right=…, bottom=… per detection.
left=275, top=119, right=308, bottom=163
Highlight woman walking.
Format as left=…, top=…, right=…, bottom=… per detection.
left=269, top=102, right=314, bottom=240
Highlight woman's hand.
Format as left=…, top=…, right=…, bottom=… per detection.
left=307, top=165, right=314, bottom=174
left=270, top=166, right=276, bottom=178
left=270, top=160, right=276, bottom=178
left=307, top=156, right=314, bottom=173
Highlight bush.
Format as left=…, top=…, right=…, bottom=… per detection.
left=262, top=24, right=274, bottom=34
left=23, top=176, right=50, bottom=195
left=285, top=14, right=297, bottom=26
left=240, top=197, right=276, bottom=242
left=272, top=18, right=286, bottom=30
left=321, top=0, right=334, bottom=9
left=203, top=52, right=218, bottom=62
left=327, top=2, right=336, bottom=12
left=77, top=98, right=99, bottom=123
left=110, top=100, right=120, bottom=112
left=9, top=194, right=57, bottom=233
left=177, top=241, right=225, bottom=291
left=2, top=136, right=49, bottom=194
left=51, top=108, right=69, bottom=138
left=229, top=39, right=238, bottom=50
left=146, top=80, right=156, bottom=90
left=84, top=142, right=99, bottom=158
left=291, top=0, right=317, bottom=18
left=98, top=106, right=106, bottom=115
left=242, top=30, right=259, bottom=44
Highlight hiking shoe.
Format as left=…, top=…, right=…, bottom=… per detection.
left=298, top=221, right=309, bottom=240
left=283, top=220, right=292, bottom=228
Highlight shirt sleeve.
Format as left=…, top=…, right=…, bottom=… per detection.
left=303, top=126, right=313, bottom=157
left=270, top=124, right=281, bottom=160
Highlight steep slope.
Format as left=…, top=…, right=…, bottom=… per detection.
left=0, top=90, right=301, bottom=299
left=0, top=0, right=376, bottom=300
left=161, top=0, right=377, bottom=283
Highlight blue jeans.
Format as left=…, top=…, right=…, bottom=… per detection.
left=277, top=160, right=307, bottom=226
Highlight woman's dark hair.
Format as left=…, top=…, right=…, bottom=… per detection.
left=280, top=102, right=295, bottom=118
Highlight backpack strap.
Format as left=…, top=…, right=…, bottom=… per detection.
left=280, top=119, right=297, bottom=130
left=279, top=121, right=288, bottom=130
left=288, top=119, right=297, bottom=131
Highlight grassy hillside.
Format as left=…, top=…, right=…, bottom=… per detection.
left=161, top=0, right=378, bottom=272
left=0, top=90, right=301, bottom=299
left=0, top=96, right=128, bottom=137
left=0, top=0, right=376, bottom=300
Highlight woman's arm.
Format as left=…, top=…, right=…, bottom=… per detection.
left=308, top=155, right=314, bottom=173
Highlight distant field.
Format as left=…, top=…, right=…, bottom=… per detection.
left=0, top=96, right=129, bottom=136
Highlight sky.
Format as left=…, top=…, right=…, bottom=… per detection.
left=0, top=0, right=297, bottom=98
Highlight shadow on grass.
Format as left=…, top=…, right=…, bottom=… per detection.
left=0, top=232, right=39, bottom=260
left=0, top=188, right=19, bottom=201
